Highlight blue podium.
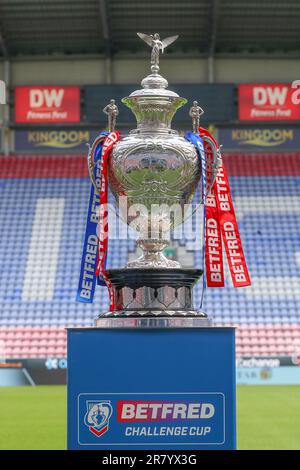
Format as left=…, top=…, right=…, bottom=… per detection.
left=67, top=325, right=236, bottom=450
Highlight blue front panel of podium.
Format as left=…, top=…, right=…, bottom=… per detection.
left=67, top=327, right=236, bottom=450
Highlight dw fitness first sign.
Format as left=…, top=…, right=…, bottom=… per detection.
left=238, top=83, right=300, bottom=121
left=14, top=86, right=80, bottom=123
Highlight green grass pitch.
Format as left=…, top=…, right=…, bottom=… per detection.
left=0, top=385, right=299, bottom=450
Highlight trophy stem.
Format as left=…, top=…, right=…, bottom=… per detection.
left=126, top=239, right=181, bottom=269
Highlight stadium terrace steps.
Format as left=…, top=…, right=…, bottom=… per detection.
left=1, top=326, right=300, bottom=358
left=0, top=328, right=66, bottom=358
left=1, top=152, right=300, bottom=178
left=0, top=152, right=300, bottom=358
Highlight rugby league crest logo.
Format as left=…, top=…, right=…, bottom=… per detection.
left=84, top=400, right=113, bottom=437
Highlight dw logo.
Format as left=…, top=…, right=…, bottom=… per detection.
left=0, top=80, right=5, bottom=104
left=84, top=400, right=113, bottom=437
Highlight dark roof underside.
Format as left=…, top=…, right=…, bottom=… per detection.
left=0, top=0, right=299, bottom=58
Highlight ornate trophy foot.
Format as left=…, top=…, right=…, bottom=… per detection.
left=126, top=239, right=181, bottom=269
left=95, top=269, right=212, bottom=326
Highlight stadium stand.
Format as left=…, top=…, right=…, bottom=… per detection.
left=0, top=151, right=300, bottom=358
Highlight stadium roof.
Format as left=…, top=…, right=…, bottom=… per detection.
left=0, top=0, right=300, bottom=59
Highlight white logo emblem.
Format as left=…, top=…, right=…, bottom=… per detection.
left=84, top=400, right=113, bottom=437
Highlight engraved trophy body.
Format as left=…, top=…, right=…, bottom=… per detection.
left=92, top=33, right=219, bottom=324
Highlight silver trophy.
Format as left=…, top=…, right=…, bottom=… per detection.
left=90, top=33, right=220, bottom=324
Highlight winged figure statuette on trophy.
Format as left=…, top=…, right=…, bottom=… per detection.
left=137, top=32, right=178, bottom=72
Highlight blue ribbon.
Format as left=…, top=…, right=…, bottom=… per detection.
left=185, top=132, right=206, bottom=309
left=76, top=132, right=108, bottom=303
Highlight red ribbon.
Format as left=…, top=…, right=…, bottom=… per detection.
left=199, top=127, right=251, bottom=288
left=95, top=131, right=121, bottom=310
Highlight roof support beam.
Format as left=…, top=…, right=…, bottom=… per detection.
left=208, top=0, right=219, bottom=83
left=0, top=26, right=8, bottom=58
left=99, top=0, right=112, bottom=83
left=99, top=0, right=110, bottom=47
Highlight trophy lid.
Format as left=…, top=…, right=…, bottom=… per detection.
left=128, top=32, right=181, bottom=98
left=128, top=69, right=179, bottom=99
left=122, top=32, right=186, bottom=131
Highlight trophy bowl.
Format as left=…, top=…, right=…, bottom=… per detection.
left=108, top=69, right=201, bottom=268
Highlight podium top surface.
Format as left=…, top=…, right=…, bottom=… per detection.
left=67, top=324, right=236, bottom=331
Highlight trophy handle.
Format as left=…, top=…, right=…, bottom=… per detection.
left=87, top=143, right=100, bottom=195
left=201, top=135, right=222, bottom=197
left=174, top=135, right=223, bottom=225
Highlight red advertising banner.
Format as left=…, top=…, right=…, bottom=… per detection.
left=15, top=86, right=80, bottom=123
left=238, top=84, right=300, bottom=121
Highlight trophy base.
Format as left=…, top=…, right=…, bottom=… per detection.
left=96, top=268, right=209, bottom=324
